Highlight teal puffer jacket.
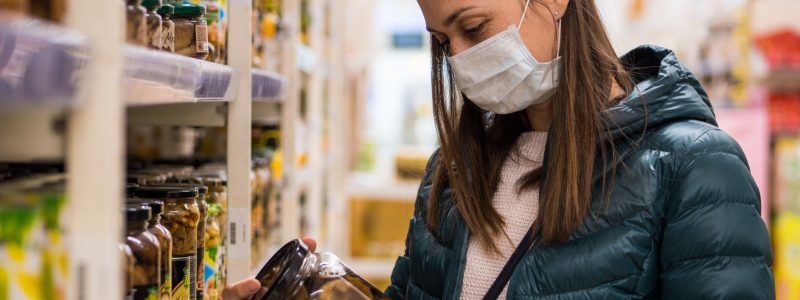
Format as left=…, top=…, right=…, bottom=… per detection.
left=385, top=45, right=774, bottom=300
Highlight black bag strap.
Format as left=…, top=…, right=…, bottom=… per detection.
left=482, top=225, right=537, bottom=300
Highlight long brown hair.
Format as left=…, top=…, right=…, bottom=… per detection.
left=426, top=0, right=635, bottom=250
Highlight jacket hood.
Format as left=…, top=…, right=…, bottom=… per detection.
left=606, top=45, right=716, bottom=138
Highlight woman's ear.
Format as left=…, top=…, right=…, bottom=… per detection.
left=543, top=0, right=569, bottom=21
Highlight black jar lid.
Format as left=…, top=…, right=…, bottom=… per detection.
left=128, top=198, right=164, bottom=216
left=254, top=239, right=310, bottom=300
left=126, top=183, right=139, bottom=197
left=157, top=4, right=174, bottom=16
left=134, top=186, right=198, bottom=199
left=124, top=203, right=152, bottom=222
left=154, top=182, right=208, bottom=195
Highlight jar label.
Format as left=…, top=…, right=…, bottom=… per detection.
left=196, top=247, right=205, bottom=299
left=171, top=255, right=197, bottom=300
left=204, top=246, right=221, bottom=300
left=195, top=23, right=209, bottom=53
left=132, top=284, right=159, bottom=300
left=162, top=22, right=176, bottom=53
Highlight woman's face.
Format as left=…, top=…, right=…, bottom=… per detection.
left=418, top=0, right=567, bottom=61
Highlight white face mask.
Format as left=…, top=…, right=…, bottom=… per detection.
left=447, top=0, right=562, bottom=114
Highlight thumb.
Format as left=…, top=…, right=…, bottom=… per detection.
left=222, top=278, right=261, bottom=300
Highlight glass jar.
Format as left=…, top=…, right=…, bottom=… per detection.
left=127, top=183, right=140, bottom=198
left=125, top=204, right=162, bottom=300
left=204, top=2, right=223, bottom=63
left=203, top=204, right=222, bottom=300
left=128, top=171, right=168, bottom=186
left=131, top=199, right=174, bottom=300
left=142, top=0, right=163, bottom=50
left=135, top=186, right=199, bottom=300
left=121, top=243, right=136, bottom=299
left=172, top=4, right=209, bottom=59
left=158, top=182, right=208, bottom=300
left=253, top=239, right=390, bottom=300
left=126, top=0, right=148, bottom=46
left=157, top=4, right=176, bottom=53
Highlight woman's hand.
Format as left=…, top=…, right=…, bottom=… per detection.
left=220, top=237, right=318, bottom=300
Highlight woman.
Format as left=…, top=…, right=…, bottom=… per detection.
left=225, top=0, right=774, bottom=299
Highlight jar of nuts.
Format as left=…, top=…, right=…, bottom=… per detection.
left=158, top=182, right=209, bottom=300
left=135, top=186, right=199, bottom=300
left=125, top=204, right=162, bottom=300
left=130, top=199, right=173, bottom=300
left=172, top=4, right=209, bottom=60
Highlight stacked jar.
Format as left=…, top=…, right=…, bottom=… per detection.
left=130, top=199, right=174, bottom=300
left=126, top=0, right=148, bottom=45
left=159, top=182, right=209, bottom=300
left=125, top=204, right=162, bottom=300
left=172, top=4, right=210, bottom=59
left=198, top=176, right=227, bottom=289
left=142, top=0, right=163, bottom=50
left=157, top=4, right=176, bottom=53
left=204, top=204, right=222, bottom=299
left=135, top=186, right=200, bottom=300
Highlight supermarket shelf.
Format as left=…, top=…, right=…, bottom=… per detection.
left=123, top=47, right=235, bottom=105
left=252, top=101, right=281, bottom=125
left=761, top=69, right=800, bottom=92
left=252, top=69, right=287, bottom=101
left=346, top=173, right=420, bottom=201
left=345, top=258, right=396, bottom=279
left=127, top=102, right=227, bottom=127
left=0, top=18, right=87, bottom=109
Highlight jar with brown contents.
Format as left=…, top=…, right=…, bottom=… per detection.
left=126, top=0, right=148, bottom=45
left=141, top=0, right=163, bottom=50
left=158, top=182, right=208, bottom=300
left=252, top=239, right=390, bottom=300
left=172, top=4, right=209, bottom=59
left=135, top=186, right=199, bottom=300
left=130, top=199, right=173, bottom=300
left=157, top=4, right=176, bottom=52
left=121, top=243, right=135, bottom=299
left=125, top=204, right=162, bottom=300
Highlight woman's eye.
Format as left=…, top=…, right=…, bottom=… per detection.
left=464, top=22, right=486, bottom=37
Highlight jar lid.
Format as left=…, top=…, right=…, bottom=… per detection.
left=134, top=186, right=198, bottom=199
left=195, top=175, right=226, bottom=186
left=126, top=183, right=139, bottom=197
left=174, top=4, right=205, bottom=15
left=157, top=4, right=174, bottom=16
left=154, top=183, right=208, bottom=195
left=124, top=203, right=152, bottom=222
left=128, top=199, right=164, bottom=216
left=141, top=0, right=162, bottom=10
left=254, top=239, right=309, bottom=300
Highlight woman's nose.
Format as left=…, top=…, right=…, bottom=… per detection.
left=448, top=39, right=471, bottom=57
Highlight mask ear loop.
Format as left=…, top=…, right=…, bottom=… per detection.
left=518, top=0, right=532, bottom=30
left=555, top=18, right=562, bottom=58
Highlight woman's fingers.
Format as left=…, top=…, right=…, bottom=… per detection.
left=301, top=236, right=317, bottom=252
left=221, top=278, right=261, bottom=300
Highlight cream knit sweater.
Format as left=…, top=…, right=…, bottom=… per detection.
left=460, top=131, right=547, bottom=300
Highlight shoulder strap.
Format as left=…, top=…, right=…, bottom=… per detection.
left=482, top=225, right=537, bottom=300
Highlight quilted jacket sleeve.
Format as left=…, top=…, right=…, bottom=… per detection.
left=385, top=150, right=439, bottom=299
left=660, top=129, right=774, bottom=299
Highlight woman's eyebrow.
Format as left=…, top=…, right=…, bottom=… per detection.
left=426, top=5, right=478, bottom=33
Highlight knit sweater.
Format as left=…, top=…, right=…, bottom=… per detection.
left=460, top=131, right=548, bottom=300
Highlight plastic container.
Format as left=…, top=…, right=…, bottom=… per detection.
left=131, top=199, right=174, bottom=300
left=172, top=4, right=209, bottom=59
left=157, top=4, right=176, bottom=53
left=126, top=0, right=148, bottom=46
left=252, top=239, right=390, bottom=300
left=125, top=204, right=162, bottom=300
left=142, top=0, right=163, bottom=50
left=135, top=186, right=199, bottom=300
